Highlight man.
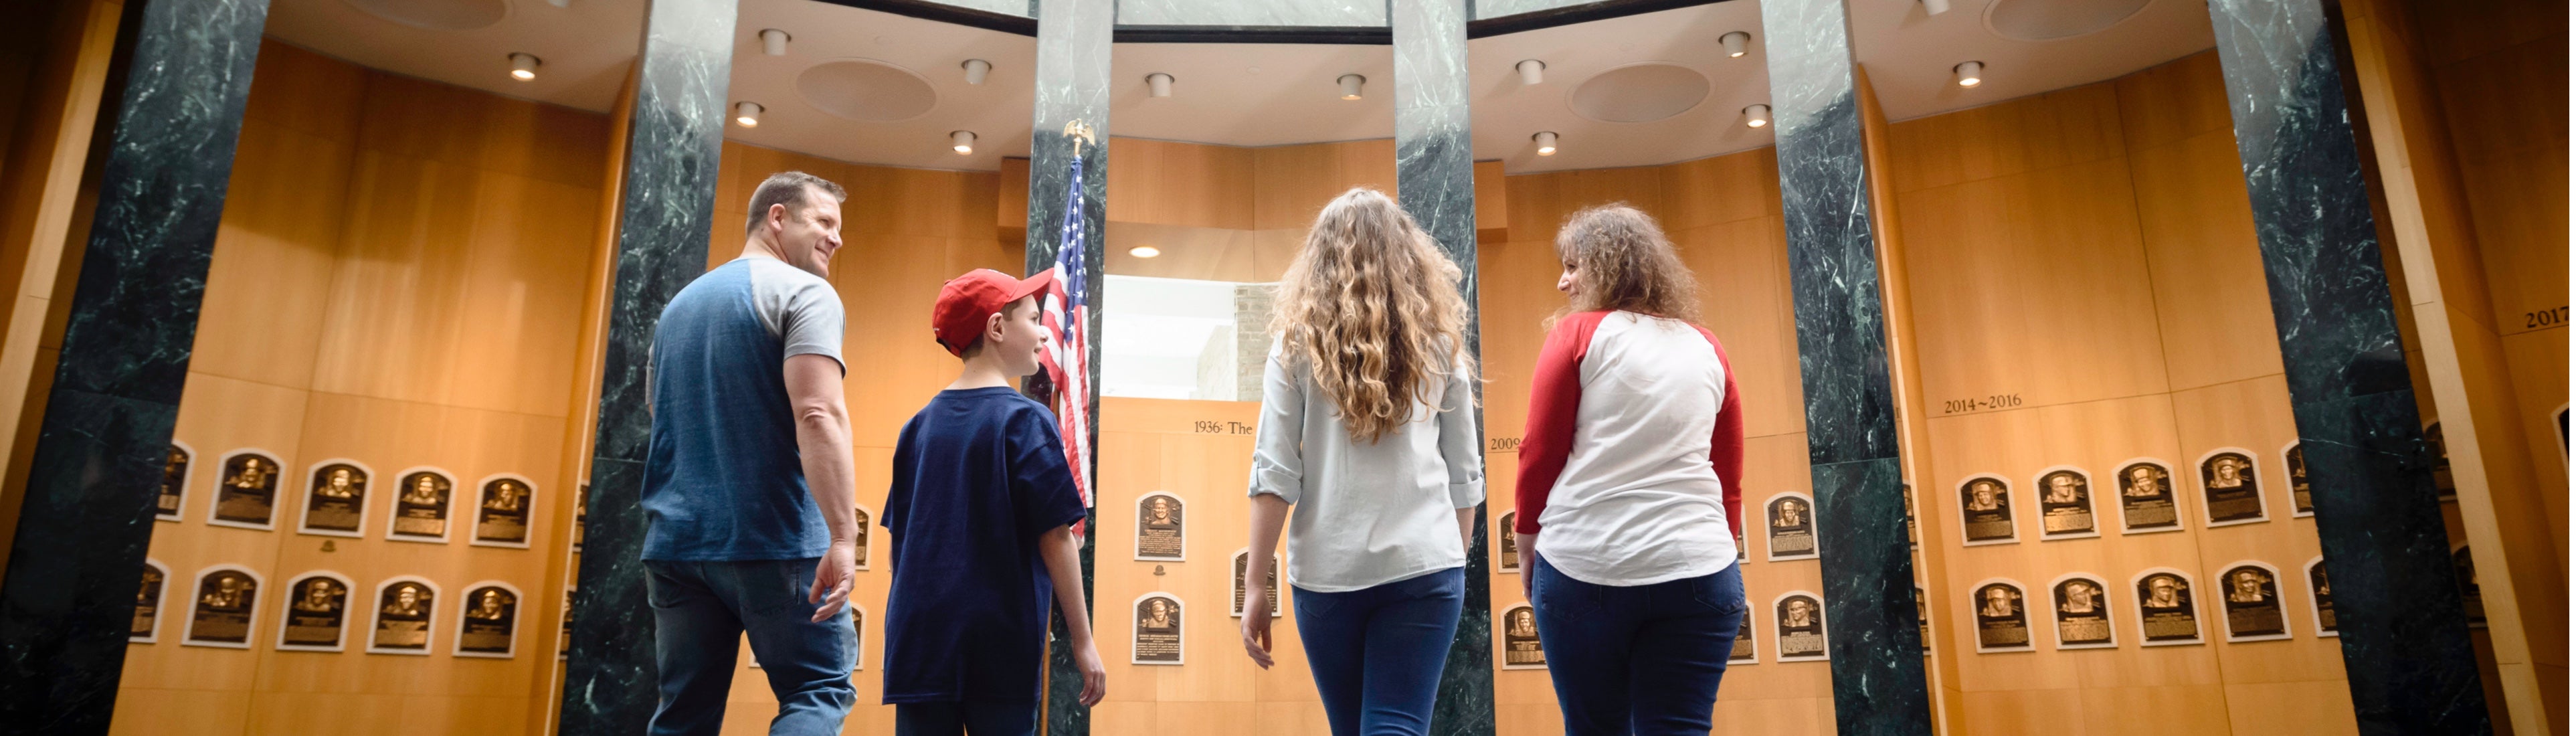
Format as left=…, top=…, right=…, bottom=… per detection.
left=201, top=576, right=250, bottom=610
left=2229, top=571, right=2268, bottom=603
left=1966, top=480, right=2003, bottom=511
left=1774, top=498, right=1806, bottom=527
left=402, top=474, right=444, bottom=505
left=2144, top=576, right=2184, bottom=608
left=295, top=580, right=343, bottom=613
left=1147, top=496, right=1176, bottom=526
left=2124, top=464, right=2167, bottom=497
left=2043, top=473, right=2081, bottom=504
left=383, top=585, right=425, bottom=616
left=2209, top=456, right=2248, bottom=488
left=486, top=480, right=525, bottom=511
left=1980, top=587, right=2018, bottom=618
left=470, top=589, right=513, bottom=620
left=317, top=467, right=359, bottom=498
left=640, top=171, right=860, bottom=736
left=1507, top=608, right=1538, bottom=638
left=1143, top=598, right=1176, bottom=630
left=1783, top=599, right=1815, bottom=628
left=229, top=456, right=271, bottom=490
left=2059, top=581, right=2100, bottom=614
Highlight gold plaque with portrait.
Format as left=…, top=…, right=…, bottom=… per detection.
left=456, top=584, right=519, bottom=657
left=1133, top=493, right=1184, bottom=561
left=2197, top=450, right=2267, bottom=525
left=851, top=605, right=866, bottom=671
left=1501, top=604, right=1544, bottom=669
left=2050, top=575, right=2116, bottom=649
left=2114, top=460, right=2182, bottom=533
left=853, top=505, right=873, bottom=569
left=1495, top=511, right=1519, bottom=573
left=2217, top=563, right=2290, bottom=642
left=2034, top=468, right=2096, bottom=539
left=1230, top=550, right=1279, bottom=618
left=2427, top=422, right=2455, bottom=500
left=388, top=470, right=454, bottom=541
left=209, top=451, right=282, bottom=529
left=155, top=444, right=190, bottom=521
left=1915, top=587, right=1930, bottom=653
left=1903, top=483, right=1917, bottom=549
left=1765, top=492, right=1817, bottom=561
left=184, top=567, right=260, bottom=648
left=1731, top=608, right=1757, bottom=663
left=2306, top=557, right=2335, bottom=636
left=1956, top=475, right=2015, bottom=545
left=278, top=574, right=351, bottom=651
left=298, top=462, right=369, bottom=536
left=132, top=560, right=168, bottom=642
left=572, top=483, right=587, bottom=553
left=1774, top=593, right=1827, bottom=662
left=2454, top=545, right=2484, bottom=628
left=473, top=476, right=534, bottom=547
left=1131, top=593, right=1183, bottom=665
left=2283, top=442, right=2313, bottom=517
left=370, top=579, right=436, bottom=654
left=1970, top=581, right=2033, bottom=652
left=2134, top=571, right=2203, bottom=646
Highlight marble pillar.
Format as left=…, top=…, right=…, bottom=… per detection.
left=1024, top=0, right=1109, bottom=733
left=1755, top=0, right=1932, bottom=733
left=0, top=0, right=270, bottom=729
left=1391, top=1, right=1495, bottom=733
left=557, top=0, right=737, bottom=732
left=2200, top=1, right=2488, bottom=732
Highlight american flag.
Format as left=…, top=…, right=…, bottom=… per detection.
left=1038, top=154, right=1094, bottom=513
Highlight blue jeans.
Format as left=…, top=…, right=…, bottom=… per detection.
left=893, top=701, right=1037, bottom=736
left=646, top=559, right=858, bottom=736
left=1531, top=557, right=1744, bottom=736
left=1292, top=567, right=1465, bottom=736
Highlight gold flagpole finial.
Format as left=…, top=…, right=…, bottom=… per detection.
left=1063, top=119, right=1096, bottom=155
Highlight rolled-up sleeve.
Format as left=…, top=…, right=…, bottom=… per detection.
left=1438, top=359, right=1486, bottom=509
left=1247, top=347, right=1305, bottom=504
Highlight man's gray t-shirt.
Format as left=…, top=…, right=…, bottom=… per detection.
left=640, top=256, right=846, bottom=561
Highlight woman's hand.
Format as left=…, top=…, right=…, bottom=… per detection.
left=1516, top=532, right=1539, bottom=603
left=1240, top=588, right=1275, bottom=669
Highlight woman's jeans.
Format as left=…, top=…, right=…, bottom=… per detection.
left=1291, top=567, right=1466, bottom=736
left=1532, top=557, right=1746, bottom=736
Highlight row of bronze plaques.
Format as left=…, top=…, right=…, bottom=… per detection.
left=1944, top=448, right=2315, bottom=546
left=155, top=443, right=536, bottom=547
left=132, top=562, right=523, bottom=658
left=1943, top=559, right=2336, bottom=654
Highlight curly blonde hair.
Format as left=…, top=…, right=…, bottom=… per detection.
left=1270, top=188, right=1475, bottom=444
left=1553, top=203, right=1700, bottom=324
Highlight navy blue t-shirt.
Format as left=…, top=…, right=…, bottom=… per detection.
left=881, top=387, right=1088, bottom=705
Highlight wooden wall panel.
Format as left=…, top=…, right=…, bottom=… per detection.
left=1251, top=139, right=1398, bottom=230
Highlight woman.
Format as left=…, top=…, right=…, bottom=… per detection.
left=1240, top=187, right=1483, bottom=736
left=1515, top=203, right=1746, bottom=735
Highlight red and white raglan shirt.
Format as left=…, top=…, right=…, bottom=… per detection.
left=1514, top=310, right=1745, bottom=586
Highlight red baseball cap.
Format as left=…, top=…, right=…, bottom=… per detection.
left=932, top=268, right=1056, bottom=356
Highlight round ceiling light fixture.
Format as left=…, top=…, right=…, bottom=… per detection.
left=962, top=59, right=991, bottom=85
left=342, top=0, right=508, bottom=31
left=1742, top=104, right=1770, bottom=128
left=1533, top=131, right=1558, bottom=156
left=734, top=101, right=762, bottom=127
left=1147, top=72, right=1174, bottom=98
left=1954, top=61, right=1984, bottom=88
left=1338, top=74, right=1366, bottom=100
left=951, top=130, right=976, bottom=155
left=797, top=59, right=939, bottom=122
left=1129, top=246, right=1161, bottom=258
left=1516, top=60, right=1546, bottom=85
left=509, top=53, right=541, bottom=81
left=760, top=29, right=790, bottom=56
left=1720, top=31, right=1751, bottom=58
left=1568, top=63, right=1710, bottom=123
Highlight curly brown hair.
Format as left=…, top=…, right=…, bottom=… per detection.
left=1552, top=203, right=1701, bottom=325
left=1270, top=188, right=1475, bottom=444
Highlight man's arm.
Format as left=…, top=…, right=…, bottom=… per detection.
left=787, top=353, right=860, bottom=622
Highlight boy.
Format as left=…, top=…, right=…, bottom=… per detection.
left=881, top=268, right=1107, bottom=735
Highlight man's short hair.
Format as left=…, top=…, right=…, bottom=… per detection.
left=744, top=171, right=848, bottom=235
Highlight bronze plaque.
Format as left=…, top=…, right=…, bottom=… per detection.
left=2114, top=460, right=2181, bottom=533
left=1915, top=587, right=1930, bottom=654
left=2454, top=545, right=2484, bottom=628
left=1134, top=493, right=1184, bottom=561
left=1774, top=594, right=1827, bottom=661
left=853, top=506, right=872, bottom=569
left=1957, top=476, right=2015, bottom=544
left=474, top=477, right=533, bottom=547
left=279, top=575, right=350, bottom=650
left=1730, top=608, right=1757, bottom=662
left=389, top=471, right=454, bottom=541
left=2219, top=564, right=2289, bottom=642
left=1230, top=551, right=1279, bottom=618
left=571, top=483, right=587, bottom=553
left=2198, top=451, right=2266, bottom=525
left=1972, top=581, right=2033, bottom=652
left=1766, top=494, right=1817, bottom=560
left=2134, top=571, right=2203, bottom=645
left=2307, top=558, right=2336, bottom=636
left=852, top=606, right=865, bottom=670
left=558, top=589, right=575, bottom=660
left=2051, top=577, right=2116, bottom=649
left=371, top=581, right=436, bottom=653
left=186, top=568, right=259, bottom=647
left=156, top=444, right=190, bottom=521
left=1501, top=605, right=1544, bottom=669
left=1903, top=483, right=1917, bottom=549
left=211, top=452, right=281, bottom=528
left=300, top=462, right=369, bottom=536
left=2284, top=442, right=2313, bottom=516
left=1131, top=595, right=1182, bottom=664
left=1495, top=511, right=1519, bottom=573
left=2035, top=468, right=2096, bottom=538
left=132, top=562, right=167, bottom=642
left=2427, top=422, right=2455, bottom=500
left=457, top=585, right=519, bottom=657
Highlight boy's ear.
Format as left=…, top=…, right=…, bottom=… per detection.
left=984, top=310, right=1009, bottom=345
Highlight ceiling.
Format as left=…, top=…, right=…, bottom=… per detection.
left=262, top=0, right=2216, bottom=175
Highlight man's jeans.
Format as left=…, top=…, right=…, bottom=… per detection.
left=646, top=559, right=858, bottom=736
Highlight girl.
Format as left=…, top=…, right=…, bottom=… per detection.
left=1240, top=187, right=1483, bottom=736
left=1517, top=203, right=1746, bottom=735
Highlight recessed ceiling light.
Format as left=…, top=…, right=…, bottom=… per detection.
left=1516, top=60, right=1546, bottom=85
left=1922, top=0, right=1951, bottom=15
left=509, top=53, right=540, bottom=81
left=1129, top=246, right=1161, bottom=258
left=1147, top=72, right=1174, bottom=98
left=1742, top=104, right=1770, bottom=128
left=951, top=130, right=976, bottom=154
left=963, top=59, right=991, bottom=85
left=760, top=29, right=789, bottom=56
left=1533, top=131, right=1558, bottom=156
left=1721, top=31, right=1750, bottom=58
left=1954, top=61, right=1984, bottom=88
left=1338, top=74, right=1365, bottom=100
left=734, top=102, right=761, bottom=128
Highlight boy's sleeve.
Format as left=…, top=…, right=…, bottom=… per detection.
left=883, top=416, right=919, bottom=535
left=1010, top=403, right=1090, bottom=540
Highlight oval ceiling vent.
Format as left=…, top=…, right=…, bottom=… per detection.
left=341, top=0, right=507, bottom=31
left=797, top=59, right=939, bottom=122
left=1985, top=0, right=2151, bottom=41
left=1568, top=63, right=1710, bottom=124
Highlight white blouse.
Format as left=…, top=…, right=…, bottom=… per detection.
left=1247, top=343, right=1485, bottom=593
